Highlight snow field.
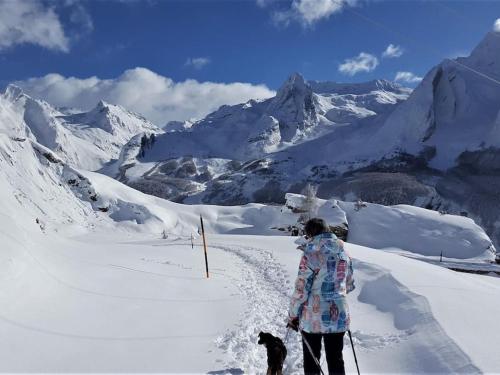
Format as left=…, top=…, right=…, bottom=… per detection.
left=1, top=125, right=499, bottom=373
left=2, top=226, right=500, bottom=373
left=0, top=232, right=241, bottom=372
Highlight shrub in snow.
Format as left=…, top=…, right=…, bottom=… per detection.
left=354, top=199, right=367, bottom=211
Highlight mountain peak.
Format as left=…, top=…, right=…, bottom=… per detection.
left=268, top=72, right=317, bottom=142
left=287, top=72, right=305, bottom=83
left=274, top=72, right=311, bottom=104
left=460, top=32, right=500, bottom=78
left=373, top=79, right=401, bottom=90
left=3, top=84, right=25, bottom=102
left=278, top=72, right=307, bottom=93
left=96, top=100, right=111, bottom=110
left=468, top=31, right=500, bottom=58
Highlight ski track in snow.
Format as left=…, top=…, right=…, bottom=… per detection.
left=208, top=243, right=414, bottom=374
left=210, top=243, right=304, bottom=374
left=208, top=242, right=481, bottom=375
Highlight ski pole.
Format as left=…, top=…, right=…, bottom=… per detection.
left=200, top=215, right=209, bottom=278
left=284, top=327, right=291, bottom=344
left=301, top=331, right=325, bottom=375
left=348, top=330, right=360, bottom=375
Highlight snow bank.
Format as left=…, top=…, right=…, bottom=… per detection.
left=340, top=201, right=495, bottom=260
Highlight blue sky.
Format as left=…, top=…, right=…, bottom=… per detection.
left=1, top=0, right=500, bottom=124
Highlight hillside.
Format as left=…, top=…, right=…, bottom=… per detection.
left=1, top=115, right=499, bottom=372
left=0, top=86, right=159, bottom=171
left=103, top=75, right=411, bottom=204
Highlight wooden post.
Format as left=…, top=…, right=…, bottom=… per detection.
left=200, top=215, right=209, bottom=278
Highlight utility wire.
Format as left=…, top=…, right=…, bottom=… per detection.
left=346, top=7, right=500, bottom=87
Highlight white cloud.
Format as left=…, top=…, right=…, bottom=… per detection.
left=494, top=18, right=500, bottom=32
left=184, top=57, right=211, bottom=69
left=394, top=71, right=422, bottom=84
left=256, top=0, right=274, bottom=7
left=273, top=0, right=357, bottom=27
left=338, top=52, right=379, bottom=76
left=382, top=44, right=403, bottom=58
left=69, top=2, right=94, bottom=35
left=14, top=67, right=275, bottom=125
left=0, top=0, right=69, bottom=52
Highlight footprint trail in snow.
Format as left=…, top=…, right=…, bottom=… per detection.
left=212, top=244, right=303, bottom=374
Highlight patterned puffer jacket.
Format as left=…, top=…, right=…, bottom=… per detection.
left=289, top=232, right=355, bottom=333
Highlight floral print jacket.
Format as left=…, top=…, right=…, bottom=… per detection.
left=289, top=232, right=355, bottom=333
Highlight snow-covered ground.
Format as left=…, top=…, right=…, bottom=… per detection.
left=2, top=229, right=500, bottom=373
left=1, top=127, right=499, bottom=373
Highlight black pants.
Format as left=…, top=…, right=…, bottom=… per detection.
left=302, top=331, right=345, bottom=375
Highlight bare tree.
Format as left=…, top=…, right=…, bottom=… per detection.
left=299, top=183, right=319, bottom=222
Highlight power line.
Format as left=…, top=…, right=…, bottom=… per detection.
left=346, top=7, right=500, bottom=87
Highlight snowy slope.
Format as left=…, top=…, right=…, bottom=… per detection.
left=0, top=122, right=493, bottom=257
left=104, top=74, right=410, bottom=204
left=0, top=129, right=316, bottom=238
left=281, top=32, right=500, bottom=175
left=1, top=128, right=498, bottom=372
left=375, top=31, right=500, bottom=169
left=339, top=201, right=495, bottom=260
left=362, top=31, right=500, bottom=251
left=133, top=74, right=408, bottom=162
left=1, top=85, right=159, bottom=171
left=135, top=74, right=409, bottom=161
left=1, top=232, right=499, bottom=373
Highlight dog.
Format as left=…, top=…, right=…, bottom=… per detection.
left=258, top=331, right=287, bottom=375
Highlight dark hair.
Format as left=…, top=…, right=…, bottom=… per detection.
left=304, top=218, right=329, bottom=238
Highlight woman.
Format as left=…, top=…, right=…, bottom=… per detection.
left=287, top=218, right=355, bottom=375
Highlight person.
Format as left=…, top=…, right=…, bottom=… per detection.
left=287, top=218, right=355, bottom=375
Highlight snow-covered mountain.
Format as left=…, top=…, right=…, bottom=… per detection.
left=360, top=31, right=500, bottom=252
left=104, top=73, right=410, bottom=202
left=0, top=85, right=160, bottom=171
left=374, top=31, right=500, bottom=169
left=129, top=73, right=409, bottom=161
left=97, top=31, right=500, bottom=251
left=3, top=32, right=500, bottom=250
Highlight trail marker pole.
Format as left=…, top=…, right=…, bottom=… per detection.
left=190, top=233, right=194, bottom=249
left=200, top=215, right=209, bottom=278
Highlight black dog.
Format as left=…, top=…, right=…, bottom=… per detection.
left=258, top=331, right=287, bottom=375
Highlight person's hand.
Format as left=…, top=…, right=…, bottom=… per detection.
left=287, top=317, right=299, bottom=332
left=295, top=237, right=308, bottom=251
